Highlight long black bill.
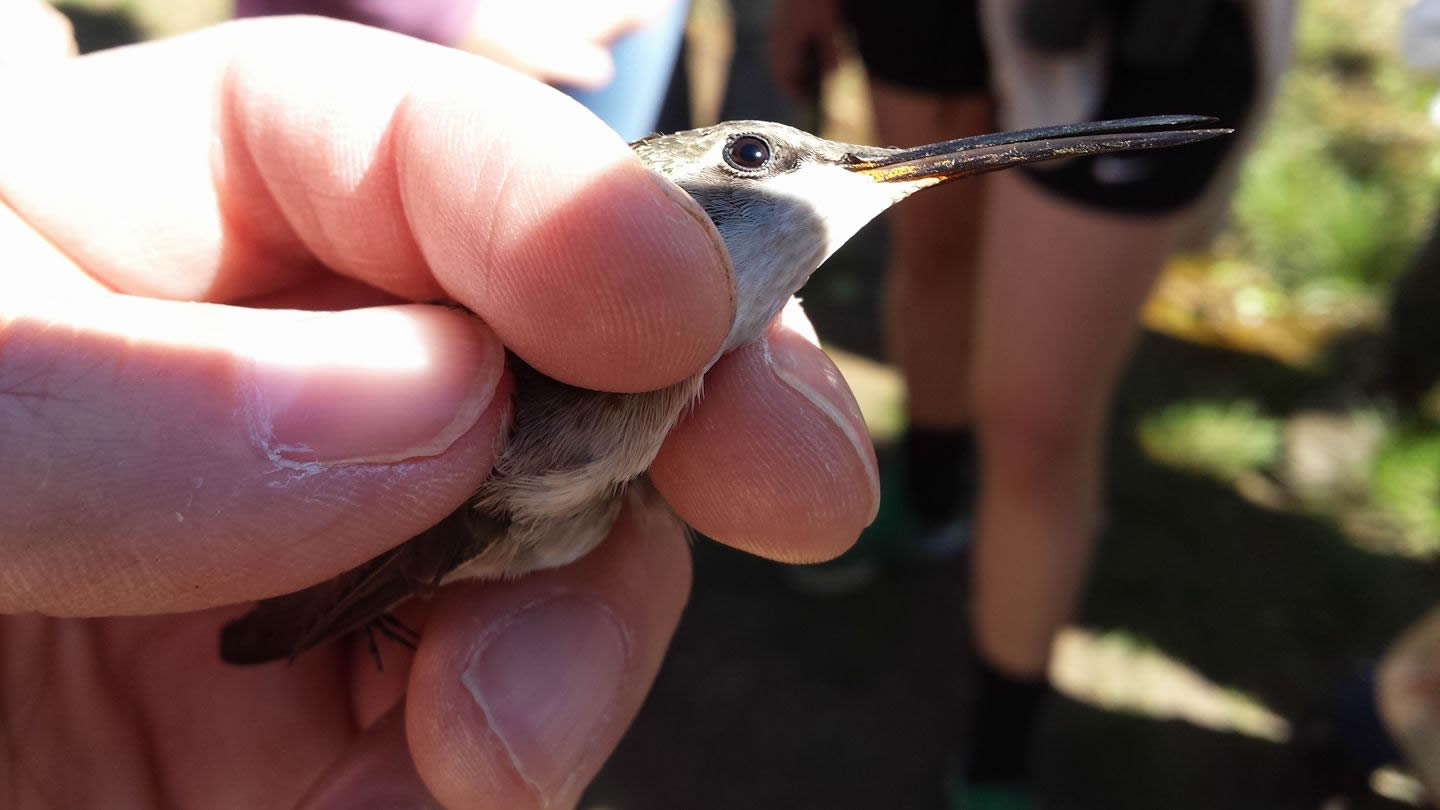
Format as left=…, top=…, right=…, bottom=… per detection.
left=845, top=115, right=1230, bottom=183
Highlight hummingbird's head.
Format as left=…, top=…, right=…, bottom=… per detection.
left=631, top=116, right=1228, bottom=351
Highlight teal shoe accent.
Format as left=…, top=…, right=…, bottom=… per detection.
left=947, top=784, right=1036, bottom=810
left=783, top=458, right=972, bottom=595
left=781, top=553, right=880, bottom=596
left=866, top=458, right=972, bottom=561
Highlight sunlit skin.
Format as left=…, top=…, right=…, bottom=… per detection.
left=0, top=19, right=879, bottom=810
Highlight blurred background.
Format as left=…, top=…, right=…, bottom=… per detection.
left=45, top=0, right=1440, bottom=806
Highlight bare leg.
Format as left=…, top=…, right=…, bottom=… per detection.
left=868, top=81, right=993, bottom=431
left=970, top=172, right=1189, bottom=677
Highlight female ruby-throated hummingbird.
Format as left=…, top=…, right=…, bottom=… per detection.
left=220, top=115, right=1227, bottom=665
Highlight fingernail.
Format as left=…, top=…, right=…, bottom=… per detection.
left=250, top=306, right=504, bottom=465
left=462, top=597, right=629, bottom=803
left=764, top=306, right=881, bottom=522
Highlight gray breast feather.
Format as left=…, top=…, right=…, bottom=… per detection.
left=476, top=354, right=705, bottom=525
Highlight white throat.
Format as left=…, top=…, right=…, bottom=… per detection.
left=720, top=164, right=936, bottom=350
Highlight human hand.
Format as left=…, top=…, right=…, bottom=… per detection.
left=459, top=0, right=680, bottom=89
left=0, top=0, right=76, bottom=69
left=0, top=17, right=877, bottom=810
left=768, top=0, right=845, bottom=100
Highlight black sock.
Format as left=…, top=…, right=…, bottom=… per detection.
left=901, top=426, right=977, bottom=523
left=966, top=656, right=1051, bottom=785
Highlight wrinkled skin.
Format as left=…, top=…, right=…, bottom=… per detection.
left=0, top=18, right=878, bottom=810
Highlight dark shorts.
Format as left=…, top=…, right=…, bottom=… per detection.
left=843, top=0, right=992, bottom=94
left=842, top=0, right=1262, bottom=213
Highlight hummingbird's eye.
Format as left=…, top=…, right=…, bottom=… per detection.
left=724, top=135, right=772, bottom=172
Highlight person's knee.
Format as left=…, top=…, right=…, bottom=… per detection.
left=974, top=382, right=1100, bottom=494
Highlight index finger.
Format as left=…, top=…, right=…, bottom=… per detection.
left=0, top=17, right=734, bottom=392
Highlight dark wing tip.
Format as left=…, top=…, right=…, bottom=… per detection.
left=219, top=612, right=297, bottom=666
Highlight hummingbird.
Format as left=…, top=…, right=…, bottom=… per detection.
left=220, top=115, right=1227, bottom=665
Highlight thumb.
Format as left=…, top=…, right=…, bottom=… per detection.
left=0, top=293, right=508, bottom=616
left=404, top=495, right=691, bottom=809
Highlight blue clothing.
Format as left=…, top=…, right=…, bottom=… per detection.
left=559, top=0, right=690, bottom=141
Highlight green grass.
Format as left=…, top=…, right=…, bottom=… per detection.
left=1371, top=426, right=1440, bottom=554
left=1226, top=0, right=1440, bottom=292
left=1205, top=0, right=1440, bottom=563
left=1138, top=400, right=1284, bottom=483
